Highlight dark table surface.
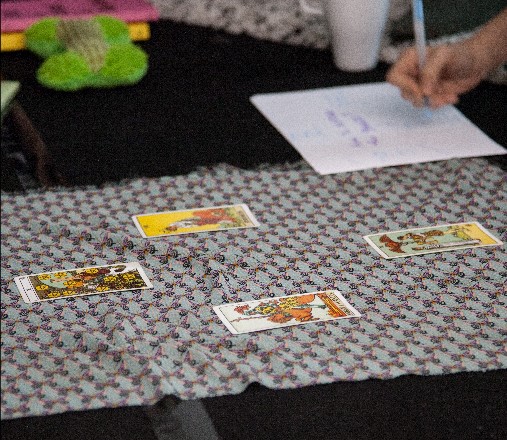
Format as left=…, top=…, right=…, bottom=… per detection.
left=1, top=19, right=506, bottom=440
left=1, top=20, right=505, bottom=189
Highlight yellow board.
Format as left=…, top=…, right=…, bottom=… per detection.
left=1, top=21, right=151, bottom=52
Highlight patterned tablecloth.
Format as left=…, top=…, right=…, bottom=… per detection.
left=1, top=158, right=506, bottom=419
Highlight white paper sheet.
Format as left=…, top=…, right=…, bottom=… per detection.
left=250, top=82, right=506, bottom=175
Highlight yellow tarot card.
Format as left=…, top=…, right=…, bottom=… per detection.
left=132, top=203, right=259, bottom=238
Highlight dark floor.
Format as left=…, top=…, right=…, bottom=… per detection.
left=2, top=370, right=506, bottom=440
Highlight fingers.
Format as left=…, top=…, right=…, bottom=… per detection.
left=386, top=47, right=426, bottom=107
left=426, top=74, right=482, bottom=108
left=400, top=88, right=425, bottom=107
left=387, top=42, right=483, bottom=109
left=387, top=44, right=471, bottom=108
left=420, top=45, right=453, bottom=96
left=428, top=93, right=459, bottom=109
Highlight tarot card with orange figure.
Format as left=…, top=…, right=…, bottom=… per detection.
left=364, top=221, right=503, bottom=259
left=213, top=290, right=361, bottom=334
left=132, top=204, right=259, bottom=238
left=14, top=262, right=153, bottom=303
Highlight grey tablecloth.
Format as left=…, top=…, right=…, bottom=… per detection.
left=1, top=158, right=506, bottom=419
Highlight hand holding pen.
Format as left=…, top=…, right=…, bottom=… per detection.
left=387, top=7, right=507, bottom=109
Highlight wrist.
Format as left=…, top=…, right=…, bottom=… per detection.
left=464, top=35, right=501, bottom=80
left=467, top=8, right=507, bottom=76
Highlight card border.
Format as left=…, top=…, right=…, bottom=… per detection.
left=363, top=221, right=503, bottom=259
left=14, top=261, right=153, bottom=304
left=213, top=290, right=361, bottom=334
left=132, top=203, right=260, bottom=238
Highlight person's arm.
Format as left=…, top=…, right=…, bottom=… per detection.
left=386, top=8, right=507, bottom=108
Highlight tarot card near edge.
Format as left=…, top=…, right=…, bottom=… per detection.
left=364, top=222, right=502, bottom=259
left=213, top=290, right=361, bottom=334
left=14, top=262, right=152, bottom=303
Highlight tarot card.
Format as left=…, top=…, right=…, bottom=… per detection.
left=364, top=221, right=503, bottom=259
left=14, top=262, right=153, bottom=303
left=213, top=290, right=361, bottom=334
left=132, top=204, right=259, bottom=238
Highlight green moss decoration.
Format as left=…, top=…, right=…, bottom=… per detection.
left=25, top=15, right=148, bottom=91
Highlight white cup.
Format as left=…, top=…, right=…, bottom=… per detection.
left=300, top=0, right=390, bottom=71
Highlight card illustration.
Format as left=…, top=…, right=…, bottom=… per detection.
left=213, top=290, right=361, bottom=334
left=364, top=221, right=503, bottom=259
left=15, top=262, right=153, bottom=303
left=132, top=204, right=259, bottom=238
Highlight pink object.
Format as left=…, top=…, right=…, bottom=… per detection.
left=1, top=0, right=159, bottom=33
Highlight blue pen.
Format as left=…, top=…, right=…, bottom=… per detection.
left=412, top=0, right=431, bottom=111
